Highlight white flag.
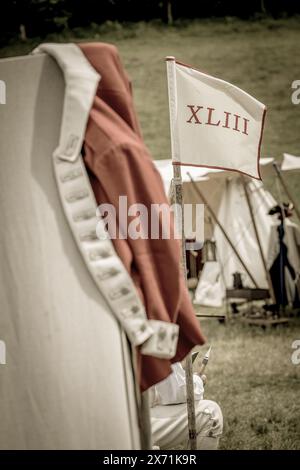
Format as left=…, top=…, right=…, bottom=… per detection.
left=168, top=60, right=266, bottom=180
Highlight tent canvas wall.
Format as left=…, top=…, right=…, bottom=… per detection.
left=0, top=54, right=140, bottom=449
left=193, top=176, right=276, bottom=306
left=154, top=159, right=300, bottom=307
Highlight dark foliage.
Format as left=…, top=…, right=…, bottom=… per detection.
left=1, top=0, right=300, bottom=45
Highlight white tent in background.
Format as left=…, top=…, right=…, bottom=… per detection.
left=282, top=153, right=300, bottom=172
left=193, top=174, right=276, bottom=306
left=154, top=158, right=300, bottom=307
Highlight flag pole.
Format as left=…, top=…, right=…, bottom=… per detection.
left=273, top=162, right=300, bottom=223
left=166, top=56, right=197, bottom=450
left=241, top=175, right=276, bottom=304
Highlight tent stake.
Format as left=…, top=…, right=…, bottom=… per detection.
left=241, top=175, right=276, bottom=303
left=273, top=162, right=300, bottom=222
left=187, top=173, right=259, bottom=288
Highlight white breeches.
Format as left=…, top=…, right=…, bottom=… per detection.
left=151, top=399, right=223, bottom=450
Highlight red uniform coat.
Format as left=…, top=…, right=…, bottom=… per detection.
left=79, top=42, right=205, bottom=391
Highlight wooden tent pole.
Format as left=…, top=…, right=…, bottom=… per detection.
left=140, top=391, right=152, bottom=449
left=241, top=175, right=276, bottom=303
left=173, top=164, right=197, bottom=450
left=273, top=162, right=300, bottom=222
left=131, top=346, right=152, bottom=449
left=187, top=173, right=259, bottom=288
left=166, top=56, right=197, bottom=450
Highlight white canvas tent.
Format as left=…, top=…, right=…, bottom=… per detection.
left=0, top=54, right=141, bottom=449
left=154, top=158, right=300, bottom=307
left=282, top=153, right=300, bottom=172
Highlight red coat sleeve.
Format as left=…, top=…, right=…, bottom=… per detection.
left=84, top=137, right=205, bottom=390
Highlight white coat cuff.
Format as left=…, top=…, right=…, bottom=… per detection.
left=141, top=320, right=179, bottom=359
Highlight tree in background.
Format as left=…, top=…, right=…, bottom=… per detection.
left=1, top=0, right=300, bottom=46
left=162, top=1, right=173, bottom=24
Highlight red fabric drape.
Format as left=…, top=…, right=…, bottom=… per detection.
left=79, top=42, right=205, bottom=391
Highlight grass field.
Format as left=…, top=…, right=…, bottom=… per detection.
left=1, top=18, right=300, bottom=450
left=198, top=316, right=300, bottom=450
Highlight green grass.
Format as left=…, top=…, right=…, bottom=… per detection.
left=1, top=18, right=300, bottom=450
left=200, top=316, right=300, bottom=450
